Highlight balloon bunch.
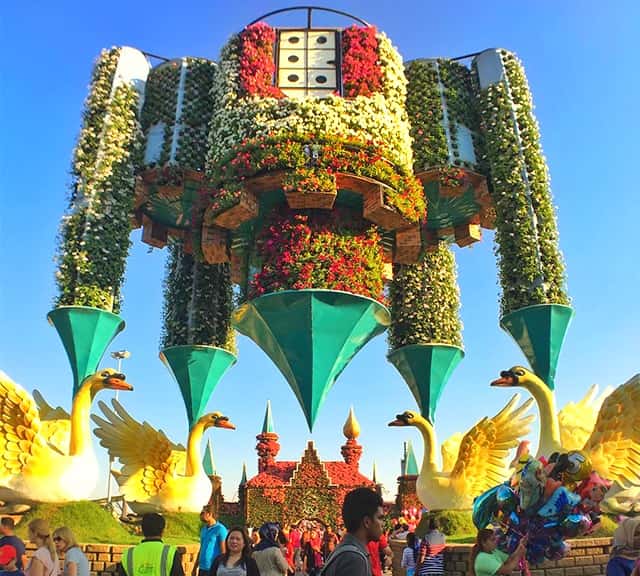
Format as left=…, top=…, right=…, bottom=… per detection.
left=473, top=445, right=612, bottom=565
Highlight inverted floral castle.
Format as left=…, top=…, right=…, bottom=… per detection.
left=45, top=7, right=573, bottom=514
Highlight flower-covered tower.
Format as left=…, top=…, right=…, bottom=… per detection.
left=50, top=7, right=573, bottom=468
left=201, top=8, right=428, bottom=428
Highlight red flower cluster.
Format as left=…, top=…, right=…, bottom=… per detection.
left=341, top=25, right=383, bottom=97
left=239, top=22, right=284, bottom=98
left=249, top=207, right=385, bottom=302
left=438, top=166, right=468, bottom=188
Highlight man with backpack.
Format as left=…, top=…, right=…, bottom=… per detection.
left=320, top=488, right=385, bottom=576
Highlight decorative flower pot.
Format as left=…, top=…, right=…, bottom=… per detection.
left=201, top=225, right=229, bottom=264
left=284, top=190, right=337, bottom=209
left=454, top=222, right=482, bottom=247
left=394, top=225, right=422, bottom=263
left=213, top=190, right=259, bottom=229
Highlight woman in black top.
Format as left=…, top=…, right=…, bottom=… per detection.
left=210, top=527, right=260, bottom=576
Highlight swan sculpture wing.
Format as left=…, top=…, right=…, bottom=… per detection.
left=449, top=394, right=535, bottom=496
left=91, top=399, right=186, bottom=501
left=441, top=432, right=463, bottom=474
left=32, top=390, right=71, bottom=455
left=582, top=374, right=640, bottom=487
left=558, top=384, right=612, bottom=451
left=0, top=371, right=49, bottom=481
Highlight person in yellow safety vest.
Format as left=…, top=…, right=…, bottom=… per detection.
left=118, top=514, right=185, bottom=576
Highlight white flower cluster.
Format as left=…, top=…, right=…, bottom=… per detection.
left=55, top=48, right=144, bottom=313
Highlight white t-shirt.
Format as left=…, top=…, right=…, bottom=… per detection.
left=27, top=547, right=59, bottom=576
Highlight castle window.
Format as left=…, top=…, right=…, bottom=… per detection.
left=277, top=30, right=339, bottom=98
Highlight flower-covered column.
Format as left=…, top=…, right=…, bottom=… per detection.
left=473, top=49, right=572, bottom=387
left=50, top=47, right=148, bottom=396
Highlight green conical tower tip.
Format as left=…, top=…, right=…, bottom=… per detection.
left=240, top=462, right=247, bottom=485
left=262, top=400, right=275, bottom=433
left=388, top=344, right=464, bottom=423
left=404, top=440, right=419, bottom=476
left=372, top=460, right=378, bottom=484
left=202, top=438, right=216, bottom=476
left=160, top=345, right=237, bottom=429
left=48, top=306, right=126, bottom=398
left=232, top=290, right=390, bottom=430
left=500, top=304, right=574, bottom=390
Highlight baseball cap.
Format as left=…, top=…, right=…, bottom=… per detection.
left=0, top=545, right=16, bottom=565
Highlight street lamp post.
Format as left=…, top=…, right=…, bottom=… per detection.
left=106, top=350, right=130, bottom=505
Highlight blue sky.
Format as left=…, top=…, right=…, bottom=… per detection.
left=1, top=1, right=639, bottom=503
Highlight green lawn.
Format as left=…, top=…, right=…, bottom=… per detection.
left=14, top=503, right=206, bottom=546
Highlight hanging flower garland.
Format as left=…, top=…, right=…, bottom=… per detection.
left=55, top=47, right=145, bottom=313
left=473, top=50, right=569, bottom=315
left=249, top=207, right=385, bottom=302
left=341, top=25, right=383, bottom=97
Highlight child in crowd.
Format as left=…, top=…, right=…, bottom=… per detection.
left=0, top=545, right=24, bottom=576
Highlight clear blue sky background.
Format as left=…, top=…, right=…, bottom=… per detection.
left=1, top=1, right=638, bottom=503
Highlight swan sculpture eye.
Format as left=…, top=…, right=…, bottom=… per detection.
left=515, top=368, right=525, bottom=376
left=407, top=413, right=414, bottom=419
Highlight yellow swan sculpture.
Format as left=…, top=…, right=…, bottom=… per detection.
left=389, top=394, right=535, bottom=510
left=91, top=399, right=235, bottom=513
left=491, top=367, right=640, bottom=488
left=0, top=369, right=132, bottom=504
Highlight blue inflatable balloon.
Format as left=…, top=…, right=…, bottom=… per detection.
left=496, top=484, right=519, bottom=515
left=537, top=486, right=581, bottom=519
left=473, top=485, right=500, bottom=529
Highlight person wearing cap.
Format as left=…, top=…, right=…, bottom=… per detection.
left=0, top=519, right=26, bottom=572
left=118, top=514, right=184, bottom=576
left=0, top=544, right=24, bottom=576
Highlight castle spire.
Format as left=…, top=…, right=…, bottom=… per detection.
left=256, top=401, right=280, bottom=472
left=202, top=438, right=216, bottom=476
left=372, top=460, right=378, bottom=484
left=403, top=440, right=419, bottom=476
left=341, top=406, right=363, bottom=467
left=240, top=461, right=247, bottom=485
left=262, top=399, right=275, bottom=433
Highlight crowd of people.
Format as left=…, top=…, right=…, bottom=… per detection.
left=0, top=517, right=90, bottom=576
left=1, top=490, right=639, bottom=576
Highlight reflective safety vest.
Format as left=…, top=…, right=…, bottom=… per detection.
left=122, top=541, right=177, bottom=576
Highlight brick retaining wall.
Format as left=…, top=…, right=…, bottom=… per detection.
left=25, top=543, right=200, bottom=576
left=390, top=537, right=612, bottom=576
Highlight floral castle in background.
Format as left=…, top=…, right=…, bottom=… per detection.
left=2, top=9, right=638, bottom=538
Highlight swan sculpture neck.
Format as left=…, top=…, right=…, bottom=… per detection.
left=413, top=415, right=438, bottom=474
left=520, top=372, right=562, bottom=456
left=69, top=384, right=94, bottom=456
left=186, top=421, right=205, bottom=477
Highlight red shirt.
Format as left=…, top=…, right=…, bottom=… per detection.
left=367, top=535, right=388, bottom=576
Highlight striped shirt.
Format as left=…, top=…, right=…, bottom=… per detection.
left=416, top=531, right=446, bottom=576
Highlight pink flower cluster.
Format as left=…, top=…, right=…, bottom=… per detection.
left=239, top=22, right=284, bottom=98
left=341, top=25, right=383, bottom=97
